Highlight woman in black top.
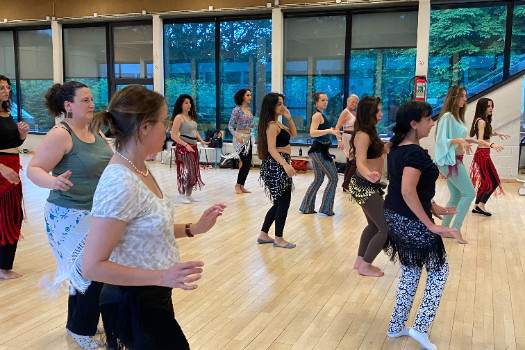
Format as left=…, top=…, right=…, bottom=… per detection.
left=257, top=93, right=297, bottom=248
left=0, top=75, right=28, bottom=280
left=384, top=101, right=457, bottom=350
left=299, top=92, right=339, bottom=216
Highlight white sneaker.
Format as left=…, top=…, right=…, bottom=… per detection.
left=408, top=328, right=437, bottom=350
left=67, top=330, right=103, bottom=350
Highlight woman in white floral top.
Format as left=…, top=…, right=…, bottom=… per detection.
left=82, top=85, right=225, bottom=349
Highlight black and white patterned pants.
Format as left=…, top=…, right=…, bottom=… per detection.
left=388, top=259, right=449, bottom=335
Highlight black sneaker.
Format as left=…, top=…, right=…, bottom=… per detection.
left=472, top=206, right=492, bottom=216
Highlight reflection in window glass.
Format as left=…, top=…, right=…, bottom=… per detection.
left=428, top=5, right=506, bottom=109
left=284, top=16, right=346, bottom=143
left=349, top=48, right=416, bottom=135
left=219, top=19, right=272, bottom=139
left=0, top=31, right=17, bottom=118
left=510, top=2, right=525, bottom=75
left=113, top=25, right=153, bottom=79
left=349, top=12, right=417, bottom=135
left=164, top=22, right=216, bottom=134
left=64, top=27, right=109, bottom=111
left=18, top=29, right=53, bottom=132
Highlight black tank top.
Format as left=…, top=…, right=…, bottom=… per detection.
left=276, top=128, right=290, bottom=147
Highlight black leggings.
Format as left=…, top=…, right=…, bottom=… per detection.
left=475, top=171, right=499, bottom=204
left=358, top=193, right=388, bottom=264
left=261, top=186, right=292, bottom=237
left=237, top=144, right=252, bottom=186
left=67, top=281, right=103, bottom=336
left=0, top=241, right=17, bottom=270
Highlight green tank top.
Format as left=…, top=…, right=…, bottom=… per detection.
left=47, top=122, right=113, bottom=210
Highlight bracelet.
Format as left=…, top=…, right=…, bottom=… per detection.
left=185, top=223, right=194, bottom=237
left=490, top=142, right=494, bottom=148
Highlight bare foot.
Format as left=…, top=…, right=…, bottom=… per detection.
left=358, top=263, right=384, bottom=277
left=457, top=234, right=468, bottom=244
left=235, top=184, right=243, bottom=194
left=353, top=256, right=364, bottom=270
left=241, top=186, right=251, bottom=193
left=0, top=269, right=22, bottom=280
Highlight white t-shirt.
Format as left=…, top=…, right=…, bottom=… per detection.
left=91, top=164, right=180, bottom=270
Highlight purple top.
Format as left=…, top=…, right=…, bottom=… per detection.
left=228, top=106, right=254, bottom=136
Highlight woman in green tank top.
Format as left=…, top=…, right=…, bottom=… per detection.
left=27, top=81, right=112, bottom=350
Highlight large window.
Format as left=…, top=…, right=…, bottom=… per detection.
left=219, top=19, right=272, bottom=136
left=163, top=18, right=271, bottom=137
left=349, top=11, right=417, bottom=135
left=64, top=26, right=108, bottom=111
left=18, top=29, right=53, bottom=132
left=284, top=16, right=346, bottom=143
left=0, top=31, right=17, bottom=118
left=428, top=4, right=507, bottom=109
left=511, top=2, right=525, bottom=76
left=113, top=25, right=153, bottom=87
left=164, top=22, right=216, bottom=132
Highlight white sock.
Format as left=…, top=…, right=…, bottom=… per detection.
left=387, top=327, right=410, bottom=338
left=67, top=330, right=101, bottom=350
left=408, top=328, right=437, bottom=350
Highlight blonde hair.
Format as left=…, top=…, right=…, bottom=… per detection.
left=437, top=85, right=467, bottom=124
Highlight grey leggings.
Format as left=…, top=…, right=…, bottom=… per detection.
left=299, top=152, right=338, bottom=215
left=357, top=193, right=388, bottom=263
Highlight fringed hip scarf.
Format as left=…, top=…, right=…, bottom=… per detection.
left=175, top=143, right=204, bottom=194
left=470, top=147, right=503, bottom=195
left=259, top=153, right=293, bottom=202
left=384, top=209, right=447, bottom=270
left=0, top=154, right=23, bottom=246
left=348, top=172, right=385, bottom=206
left=446, top=155, right=464, bottom=177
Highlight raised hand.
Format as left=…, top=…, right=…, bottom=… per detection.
left=491, top=143, right=504, bottom=152
left=52, top=170, right=73, bottom=191
left=160, top=261, right=205, bottom=290
left=17, top=122, right=29, bottom=139
left=193, top=203, right=226, bottom=235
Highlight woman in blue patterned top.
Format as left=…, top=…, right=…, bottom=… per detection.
left=228, top=88, right=255, bottom=194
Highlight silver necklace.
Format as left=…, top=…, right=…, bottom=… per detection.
left=115, top=151, right=149, bottom=177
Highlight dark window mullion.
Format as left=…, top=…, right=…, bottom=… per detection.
left=215, top=18, right=221, bottom=130
left=107, top=23, right=115, bottom=99
left=502, top=0, right=514, bottom=80
left=13, top=30, right=22, bottom=122
left=343, top=13, right=352, bottom=101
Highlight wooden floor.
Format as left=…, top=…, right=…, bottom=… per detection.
left=1, top=155, right=525, bottom=350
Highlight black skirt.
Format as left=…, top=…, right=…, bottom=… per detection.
left=259, top=153, right=293, bottom=202
left=384, top=209, right=446, bottom=270
left=100, top=285, right=189, bottom=350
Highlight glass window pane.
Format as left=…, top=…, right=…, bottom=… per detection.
left=351, top=12, right=417, bottom=49
left=511, top=2, right=525, bottom=75
left=219, top=19, right=272, bottom=139
left=428, top=5, right=506, bottom=109
left=350, top=12, right=416, bottom=135
left=18, top=29, right=53, bottom=132
left=284, top=16, right=346, bottom=143
left=164, top=22, right=216, bottom=134
left=113, top=25, right=153, bottom=80
left=0, top=31, right=17, bottom=118
left=64, top=26, right=108, bottom=111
